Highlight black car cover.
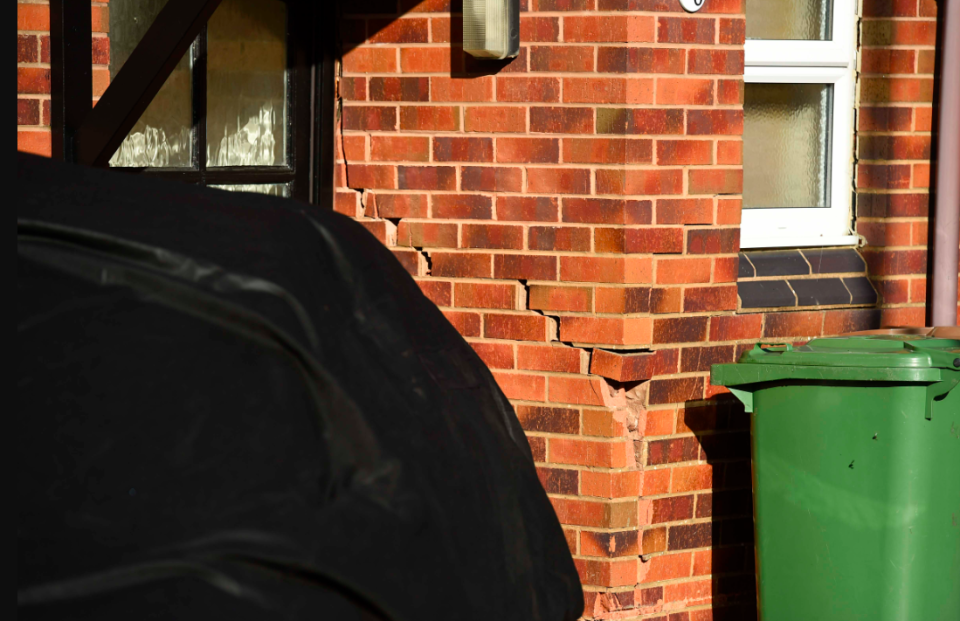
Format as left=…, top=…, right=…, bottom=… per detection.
left=17, top=153, right=583, bottom=621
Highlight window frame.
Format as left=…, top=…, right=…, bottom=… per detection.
left=740, top=0, right=859, bottom=249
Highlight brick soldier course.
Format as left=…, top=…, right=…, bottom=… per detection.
left=16, top=1, right=959, bottom=619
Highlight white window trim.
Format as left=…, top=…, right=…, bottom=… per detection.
left=740, top=1, right=858, bottom=249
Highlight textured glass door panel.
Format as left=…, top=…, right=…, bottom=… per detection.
left=206, top=0, right=287, bottom=167
left=108, top=0, right=193, bottom=168
left=744, top=83, right=832, bottom=209
left=746, top=0, right=832, bottom=40
left=211, top=184, right=291, bottom=197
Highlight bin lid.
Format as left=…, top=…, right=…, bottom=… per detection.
left=735, top=334, right=960, bottom=371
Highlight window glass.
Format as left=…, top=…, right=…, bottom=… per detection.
left=743, top=83, right=832, bottom=209
left=108, top=0, right=193, bottom=168
left=211, top=184, right=291, bottom=197
left=746, top=0, right=833, bottom=41
left=206, top=0, right=287, bottom=167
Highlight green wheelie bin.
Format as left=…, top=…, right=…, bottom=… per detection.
left=711, top=333, right=960, bottom=621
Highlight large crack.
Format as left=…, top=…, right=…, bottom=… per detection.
left=414, top=246, right=432, bottom=275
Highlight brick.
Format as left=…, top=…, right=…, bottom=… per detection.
left=529, top=285, right=593, bottom=312
left=396, top=221, right=457, bottom=248
left=654, top=317, right=709, bottom=344
left=669, top=523, right=712, bottom=550
left=497, top=77, right=561, bottom=102
left=717, top=140, right=742, bottom=165
left=550, top=498, right=606, bottom=528
left=863, top=0, right=920, bottom=17
left=656, top=79, right=715, bottom=105
left=485, top=314, right=551, bottom=341
left=688, top=49, right=744, bottom=74
left=464, top=106, right=526, bottom=133
left=17, top=99, right=40, bottom=126
left=656, top=258, right=712, bottom=284
left=343, top=47, right=397, bottom=73
left=582, top=409, right=633, bottom=439
left=597, top=47, right=685, bottom=74
left=657, top=140, right=713, bottom=165
left=528, top=227, right=591, bottom=253
left=342, top=164, right=395, bottom=190
left=444, top=310, right=481, bottom=337
left=652, top=495, right=695, bottom=523
left=621, top=227, right=685, bottom=254
left=575, top=558, right=638, bottom=587
left=338, top=135, right=365, bottom=161
left=493, top=371, right=546, bottom=401
left=559, top=316, right=652, bottom=346
left=431, top=253, right=492, bottom=278
left=498, top=196, right=560, bottom=222
left=528, top=435, right=546, bottom=462
left=689, top=169, right=742, bottom=195
left=433, top=137, right=493, bottom=162
left=549, top=377, right=612, bottom=407
left=718, top=79, right=744, bottom=105
left=527, top=168, right=592, bottom=195
left=641, top=527, right=667, bottom=555
left=530, top=46, right=595, bottom=72
left=369, top=135, right=427, bottom=160
left=858, top=107, right=913, bottom=131
left=650, top=287, right=682, bottom=314
left=17, top=3, right=49, bottom=31
left=563, top=77, right=654, bottom=104
left=858, top=164, right=912, bottom=190
left=656, top=198, right=714, bottom=225
left=861, top=49, right=917, bottom=75
left=494, top=254, right=558, bottom=281
left=564, top=15, right=655, bottom=42
left=863, top=249, right=927, bottom=276
left=823, top=308, right=882, bottom=335
left=687, top=110, right=743, bottom=136
left=561, top=257, right=652, bottom=284
left=687, top=229, right=740, bottom=254
left=581, top=530, right=640, bottom=558
left=680, top=344, right=735, bottom=373
left=649, top=377, right=705, bottom=404
left=432, top=194, right=493, bottom=219
left=334, top=192, right=359, bottom=217
left=17, top=130, right=52, bottom=157
left=860, top=77, right=934, bottom=103
left=368, top=77, right=429, bottom=101
left=563, top=138, right=653, bottom=164
left=521, top=16, right=561, bottom=42
left=455, top=283, right=518, bottom=310
left=597, top=108, right=684, bottom=135
left=709, top=314, right=762, bottom=342
left=462, top=224, right=524, bottom=250
left=530, top=107, right=594, bottom=134
left=496, top=137, right=559, bottom=163
left=719, top=17, right=745, bottom=44
left=648, top=437, right=700, bottom=466
left=537, top=467, right=578, bottom=495
left=17, top=35, right=38, bottom=63
left=470, top=340, right=515, bottom=369
left=430, top=76, right=494, bottom=102
left=862, top=20, right=937, bottom=46
left=551, top=438, right=632, bottom=468
left=461, top=166, right=523, bottom=193
left=370, top=193, right=428, bottom=219
left=640, top=552, right=693, bottom=583
left=595, top=287, right=651, bottom=313
left=399, top=47, right=449, bottom=73
left=563, top=198, right=652, bottom=224
left=763, top=311, right=824, bottom=339
left=517, top=345, right=583, bottom=373
left=683, top=286, right=738, bottom=313
left=17, top=68, right=50, bottom=95
left=658, top=16, right=715, bottom=43
left=416, top=280, right=451, bottom=307
left=363, top=219, right=396, bottom=247
left=399, top=106, right=460, bottom=131
left=860, top=135, right=931, bottom=161
left=716, top=199, right=741, bottom=226
left=596, top=169, right=684, bottom=195
left=398, top=166, right=456, bottom=190
left=590, top=348, right=679, bottom=382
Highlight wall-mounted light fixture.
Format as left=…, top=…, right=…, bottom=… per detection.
left=463, top=0, right=520, bottom=59
left=679, top=0, right=705, bottom=12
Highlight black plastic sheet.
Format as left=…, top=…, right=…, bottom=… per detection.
left=17, top=154, right=583, bottom=621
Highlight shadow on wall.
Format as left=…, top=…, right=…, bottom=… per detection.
left=679, top=396, right=758, bottom=621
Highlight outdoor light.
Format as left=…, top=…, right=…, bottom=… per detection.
left=463, top=0, right=519, bottom=60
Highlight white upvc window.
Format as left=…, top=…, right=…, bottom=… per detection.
left=740, top=0, right=858, bottom=249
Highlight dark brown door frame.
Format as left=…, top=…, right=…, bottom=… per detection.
left=48, top=0, right=335, bottom=208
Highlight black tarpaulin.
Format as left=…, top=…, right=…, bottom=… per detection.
left=17, top=153, right=583, bottom=621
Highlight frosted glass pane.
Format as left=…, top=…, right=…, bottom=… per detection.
left=206, top=0, right=287, bottom=167
left=211, top=184, right=290, bottom=197
left=743, top=83, right=832, bottom=209
left=746, top=0, right=832, bottom=41
left=108, top=0, right=193, bottom=168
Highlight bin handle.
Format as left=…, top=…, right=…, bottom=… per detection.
left=753, top=343, right=794, bottom=353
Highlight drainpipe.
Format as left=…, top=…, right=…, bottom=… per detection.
left=929, top=0, right=960, bottom=327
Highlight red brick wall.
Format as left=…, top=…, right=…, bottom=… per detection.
left=14, top=1, right=958, bottom=619
left=16, top=1, right=110, bottom=157
left=857, top=0, right=958, bottom=325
